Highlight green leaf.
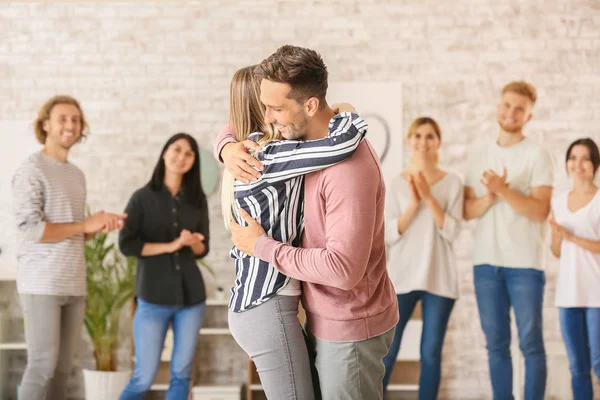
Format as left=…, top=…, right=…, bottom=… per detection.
left=83, top=221, right=136, bottom=372
left=197, top=258, right=216, bottom=278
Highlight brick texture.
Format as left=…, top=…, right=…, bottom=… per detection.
left=1, top=1, right=599, bottom=399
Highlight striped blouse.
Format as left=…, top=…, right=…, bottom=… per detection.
left=229, top=112, right=368, bottom=312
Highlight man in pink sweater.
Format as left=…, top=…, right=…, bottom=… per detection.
left=215, top=45, right=398, bottom=399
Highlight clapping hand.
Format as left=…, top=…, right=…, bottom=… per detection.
left=549, top=218, right=574, bottom=241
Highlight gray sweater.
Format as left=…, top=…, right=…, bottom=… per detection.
left=12, top=151, right=87, bottom=296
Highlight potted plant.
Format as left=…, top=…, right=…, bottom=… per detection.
left=197, top=258, right=226, bottom=300
left=82, top=230, right=136, bottom=400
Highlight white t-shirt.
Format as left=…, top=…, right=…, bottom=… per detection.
left=385, top=172, right=463, bottom=299
left=464, top=138, right=554, bottom=269
left=552, top=190, right=600, bottom=307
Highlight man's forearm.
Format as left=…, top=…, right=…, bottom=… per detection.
left=464, top=194, right=495, bottom=220
left=40, top=222, right=84, bottom=243
left=497, top=187, right=550, bottom=222
left=255, top=236, right=367, bottom=291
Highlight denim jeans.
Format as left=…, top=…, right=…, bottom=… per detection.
left=474, top=264, right=547, bottom=400
left=119, top=298, right=206, bottom=400
left=382, top=291, right=455, bottom=399
left=559, top=307, right=600, bottom=400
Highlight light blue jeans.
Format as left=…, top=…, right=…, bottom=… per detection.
left=474, top=264, right=547, bottom=400
left=119, top=298, right=206, bottom=400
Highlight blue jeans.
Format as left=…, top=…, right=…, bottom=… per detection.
left=382, top=291, right=455, bottom=399
left=559, top=307, right=600, bottom=400
left=119, top=298, right=206, bottom=400
left=474, top=264, right=547, bottom=400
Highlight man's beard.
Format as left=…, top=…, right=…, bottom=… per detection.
left=498, top=120, right=523, bottom=134
left=283, top=116, right=309, bottom=140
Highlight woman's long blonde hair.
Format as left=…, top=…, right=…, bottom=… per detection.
left=221, top=66, right=280, bottom=229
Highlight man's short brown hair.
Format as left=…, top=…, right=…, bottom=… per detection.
left=502, top=81, right=537, bottom=105
left=254, top=45, right=328, bottom=108
left=34, top=95, right=89, bottom=144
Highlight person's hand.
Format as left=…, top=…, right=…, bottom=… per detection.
left=179, top=229, right=205, bottom=246
left=331, top=102, right=356, bottom=114
left=221, top=141, right=264, bottom=184
left=101, top=213, right=127, bottom=233
left=230, top=209, right=266, bottom=256
left=407, top=174, right=421, bottom=205
left=412, top=172, right=432, bottom=201
left=170, top=235, right=185, bottom=253
left=174, top=229, right=206, bottom=254
left=82, top=211, right=127, bottom=234
left=481, top=167, right=508, bottom=195
left=549, top=218, right=574, bottom=241
left=170, top=230, right=197, bottom=253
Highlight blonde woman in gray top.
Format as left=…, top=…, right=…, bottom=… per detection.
left=382, top=117, right=463, bottom=399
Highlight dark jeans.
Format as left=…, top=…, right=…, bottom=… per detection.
left=559, top=307, right=600, bottom=400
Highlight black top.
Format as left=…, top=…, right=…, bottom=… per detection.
left=119, top=185, right=209, bottom=306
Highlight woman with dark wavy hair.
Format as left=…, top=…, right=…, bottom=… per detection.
left=550, top=138, right=600, bottom=400
left=118, top=133, right=210, bottom=400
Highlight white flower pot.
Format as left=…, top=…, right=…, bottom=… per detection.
left=83, top=369, right=131, bottom=400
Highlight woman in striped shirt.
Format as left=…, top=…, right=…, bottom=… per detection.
left=219, top=66, right=367, bottom=400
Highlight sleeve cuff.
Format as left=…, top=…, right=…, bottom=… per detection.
left=213, top=123, right=236, bottom=163
left=25, top=221, right=47, bottom=242
left=121, top=240, right=146, bottom=258
left=253, top=234, right=278, bottom=264
left=530, top=181, right=554, bottom=188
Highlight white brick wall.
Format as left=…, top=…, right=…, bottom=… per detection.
left=1, top=1, right=599, bottom=398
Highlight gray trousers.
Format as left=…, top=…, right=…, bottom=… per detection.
left=306, top=327, right=395, bottom=400
left=229, top=295, right=314, bottom=400
left=19, top=294, right=86, bottom=400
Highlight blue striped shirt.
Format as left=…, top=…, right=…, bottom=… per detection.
left=229, top=112, right=368, bottom=312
